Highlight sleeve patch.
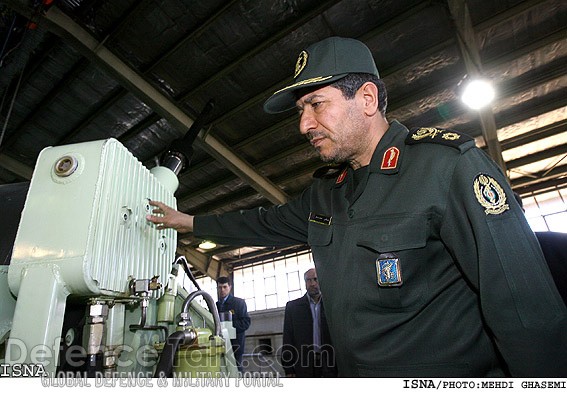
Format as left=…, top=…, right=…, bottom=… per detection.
left=473, top=173, right=509, bottom=215
left=405, top=127, right=473, bottom=150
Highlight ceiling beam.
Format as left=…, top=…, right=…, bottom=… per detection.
left=0, top=154, right=33, bottom=180
left=512, top=164, right=567, bottom=195
left=178, top=0, right=344, bottom=101
left=501, top=120, right=567, bottom=151
left=177, top=245, right=230, bottom=281
left=506, top=144, right=567, bottom=170
left=447, top=0, right=507, bottom=174
left=15, top=4, right=289, bottom=205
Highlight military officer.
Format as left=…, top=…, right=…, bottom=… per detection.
left=147, top=36, right=567, bottom=377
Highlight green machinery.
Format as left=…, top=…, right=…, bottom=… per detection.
left=0, top=138, right=238, bottom=378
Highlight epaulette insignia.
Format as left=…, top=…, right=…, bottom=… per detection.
left=312, top=163, right=348, bottom=179
left=405, top=127, right=473, bottom=149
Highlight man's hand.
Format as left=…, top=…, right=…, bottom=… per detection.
left=146, top=200, right=194, bottom=233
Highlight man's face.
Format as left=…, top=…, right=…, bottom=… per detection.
left=217, top=283, right=231, bottom=299
left=296, top=84, right=369, bottom=164
left=304, top=269, right=320, bottom=297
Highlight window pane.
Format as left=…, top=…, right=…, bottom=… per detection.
left=527, top=216, right=548, bottom=232
left=245, top=298, right=255, bottom=312
left=523, top=196, right=540, bottom=218
left=288, top=289, right=302, bottom=301
left=545, top=212, right=567, bottom=233
left=536, top=191, right=565, bottom=215
left=243, top=281, right=255, bottom=298
left=287, top=271, right=300, bottom=291
left=265, top=294, right=278, bottom=309
left=264, top=276, right=276, bottom=294
left=263, top=262, right=275, bottom=276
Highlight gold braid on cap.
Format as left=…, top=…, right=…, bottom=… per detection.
left=294, top=50, right=308, bottom=78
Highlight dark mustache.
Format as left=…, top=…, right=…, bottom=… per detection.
left=307, top=131, right=325, bottom=141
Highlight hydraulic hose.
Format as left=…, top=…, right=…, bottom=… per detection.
left=181, top=290, right=221, bottom=337
left=153, top=290, right=220, bottom=377
left=153, top=330, right=194, bottom=378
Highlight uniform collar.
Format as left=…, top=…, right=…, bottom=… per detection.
left=367, top=120, right=408, bottom=175
left=332, top=120, right=408, bottom=188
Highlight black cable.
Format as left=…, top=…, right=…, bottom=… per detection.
left=175, top=254, right=201, bottom=291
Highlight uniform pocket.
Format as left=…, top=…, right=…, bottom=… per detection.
left=354, top=214, right=428, bottom=310
left=307, top=222, right=333, bottom=246
left=356, top=214, right=427, bottom=252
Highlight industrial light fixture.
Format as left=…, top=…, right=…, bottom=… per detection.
left=198, top=240, right=217, bottom=250
left=459, top=77, right=495, bottom=110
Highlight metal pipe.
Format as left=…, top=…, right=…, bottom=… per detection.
left=181, top=290, right=221, bottom=337
left=129, top=298, right=169, bottom=341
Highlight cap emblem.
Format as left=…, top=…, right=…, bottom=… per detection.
left=294, top=50, right=308, bottom=78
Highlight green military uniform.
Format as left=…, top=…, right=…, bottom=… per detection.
left=195, top=120, right=567, bottom=377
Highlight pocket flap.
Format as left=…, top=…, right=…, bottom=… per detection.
left=308, top=222, right=333, bottom=246
left=357, top=215, right=427, bottom=252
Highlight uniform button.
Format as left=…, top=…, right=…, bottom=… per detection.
left=347, top=209, right=354, bottom=218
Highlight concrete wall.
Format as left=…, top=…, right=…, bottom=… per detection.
left=242, top=307, right=285, bottom=375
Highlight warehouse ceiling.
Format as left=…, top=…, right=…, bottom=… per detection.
left=1, top=0, right=566, bottom=279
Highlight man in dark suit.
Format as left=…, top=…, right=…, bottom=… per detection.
left=216, top=276, right=251, bottom=373
left=513, top=192, right=567, bottom=305
left=281, top=268, right=337, bottom=377
left=534, top=231, right=567, bottom=305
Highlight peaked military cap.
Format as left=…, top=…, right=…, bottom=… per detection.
left=263, top=36, right=380, bottom=114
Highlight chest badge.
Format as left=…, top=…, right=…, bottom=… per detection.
left=376, top=253, right=403, bottom=287
left=473, top=174, right=509, bottom=215
left=381, top=147, right=400, bottom=170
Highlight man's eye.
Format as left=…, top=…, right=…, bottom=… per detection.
left=312, top=102, right=321, bottom=108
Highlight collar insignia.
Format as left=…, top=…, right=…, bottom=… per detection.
left=336, top=168, right=347, bottom=184
left=381, top=147, right=400, bottom=170
left=473, top=174, right=510, bottom=215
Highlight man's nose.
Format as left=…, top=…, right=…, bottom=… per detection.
left=299, top=109, right=317, bottom=135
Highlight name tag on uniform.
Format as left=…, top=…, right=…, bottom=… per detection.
left=309, top=212, right=332, bottom=226
left=376, top=253, right=403, bottom=287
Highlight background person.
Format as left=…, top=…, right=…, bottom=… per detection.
left=513, top=192, right=567, bottom=305
left=282, top=268, right=337, bottom=378
left=215, top=276, right=251, bottom=373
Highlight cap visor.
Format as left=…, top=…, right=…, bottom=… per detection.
left=263, top=74, right=346, bottom=114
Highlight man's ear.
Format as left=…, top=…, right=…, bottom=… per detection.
left=359, top=82, right=379, bottom=116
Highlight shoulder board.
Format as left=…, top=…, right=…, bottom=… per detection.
left=405, top=127, right=473, bottom=150
left=313, top=163, right=348, bottom=179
